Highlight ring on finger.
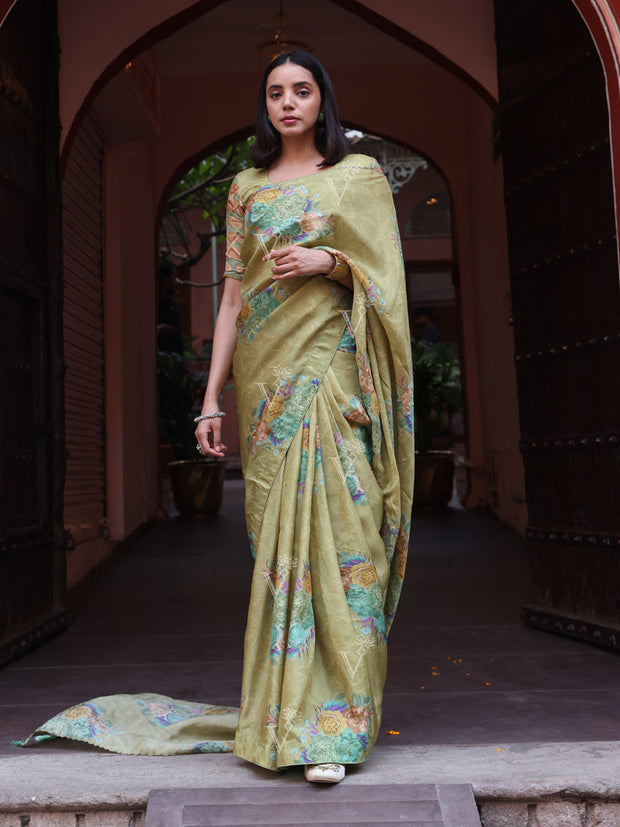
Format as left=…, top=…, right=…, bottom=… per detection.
left=196, top=443, right=203, bottom=454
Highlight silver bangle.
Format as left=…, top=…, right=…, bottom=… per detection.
left=194, top=411, right=226, bottom=422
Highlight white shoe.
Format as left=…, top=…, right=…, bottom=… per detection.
left=304, top=763, right=345, bottom=783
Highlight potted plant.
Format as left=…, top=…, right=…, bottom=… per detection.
left=157, top=349, right=226, bottom=517
left=411, top=341, right=462, bottom=508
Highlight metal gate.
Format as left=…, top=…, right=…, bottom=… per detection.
left=0, top=0, right=68, bottom=664
left=494, top=0, right=620, bottom=645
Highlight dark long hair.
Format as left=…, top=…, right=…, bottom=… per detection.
left=252, top=51, right=350, bottom=170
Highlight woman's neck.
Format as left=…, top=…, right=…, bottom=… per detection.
left=271, top=135, right=324, bottom=176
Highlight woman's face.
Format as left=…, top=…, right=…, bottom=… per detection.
left=265, top=61, right=321, bottom=139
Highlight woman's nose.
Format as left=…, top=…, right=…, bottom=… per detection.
left=282, top=91, right=294, bottom=108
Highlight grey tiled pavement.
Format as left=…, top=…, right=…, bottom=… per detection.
left=3, top=478, right=620, bottom=754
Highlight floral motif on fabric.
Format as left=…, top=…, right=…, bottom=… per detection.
left=189, top=740, right=234, bottom=754
left=349, top=260, right=386, bottom=312
left=336, top=326, right=356, bottom=353
left=266, top=559, right=315, bottom=662
left=135, top=697, right=225, bottom=728
left=393, top=519, right=410, bottom=580
left=338, top=552, right=386, bottom=640
left=385, top=516, right=411, bottom=634
left=248, top=373, right=321, bottom=456
left=340, top=406, right=373, bottom=468
left=396, top=368, right=414, bottom=433
left=266, top=702, right=280, bottom=755
left=42, top=702, right=120, bottom=745
left=237, top=283, right=289, bottom=344
left=334, top=427, right=369, bottom=506
left=296, top=693, right=375, bottom=764
left=298, top=419, right=324, bottom=498
left=223, top=176, right=245, bottom=280
left=356, top=351, right=382, bottom=454
left=381, top=518, right=399, bottom=565
left=247, top=184, right=334, bottom=246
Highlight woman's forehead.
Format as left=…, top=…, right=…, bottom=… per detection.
left=266, top=62, right=315, bottom=89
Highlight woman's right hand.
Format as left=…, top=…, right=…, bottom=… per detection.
left=195, top=413, right=228, bottom=458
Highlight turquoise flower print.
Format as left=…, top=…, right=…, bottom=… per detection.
left=237, top=283, right=289, bottom=344
left=333, top=427, right=369, bottom=506
left=339, top=552, right=386, bottom=641
left=248, top=184, right=334, bottom=246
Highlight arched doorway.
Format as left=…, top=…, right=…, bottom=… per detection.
left=1, top=0, right=618, bottom=662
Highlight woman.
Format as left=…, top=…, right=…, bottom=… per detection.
left=18, top=50, right=413, bottom=784
left=195, top=51, right=414, bottom=783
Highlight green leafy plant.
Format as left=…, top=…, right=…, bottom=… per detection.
left=160, top=138, right=255, bottom=266
left=157, top=350, right=202, bottom=460
left=411, top=341, right=462, bottom=455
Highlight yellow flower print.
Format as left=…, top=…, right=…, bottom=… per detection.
left=254, top=188, right=279, bottom=204
left=238, top=303, right=252, bottom=323
left=394, top=527, right=408, bottom=578
left=350, top=562, right=378, bottom=587
left=64, top=705, right=91, bottom=720
left=263, top=394, right=285, bottom=422
left=302, top=426, right=310, bottom=452
left=318, top=710, right=348, bottom=736
left=251, top=418, right=272, bottom=449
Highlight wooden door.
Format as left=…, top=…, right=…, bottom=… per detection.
left=0, top=0, right=68, bottom=664
left=494, top=0, right=620, bottom=646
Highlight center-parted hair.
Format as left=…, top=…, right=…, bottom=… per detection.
left=252, top=51, right=350, bottom=170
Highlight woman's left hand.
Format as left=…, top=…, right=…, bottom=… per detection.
left=264, top=246, right=335, bottom=279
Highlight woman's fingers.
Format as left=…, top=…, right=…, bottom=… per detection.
left=195, top=420, right=227, bottom=457
left=265, top=246, right=334, bottom=279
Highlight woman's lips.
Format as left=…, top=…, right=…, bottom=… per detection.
left=281, top=117, right=298, bottom=124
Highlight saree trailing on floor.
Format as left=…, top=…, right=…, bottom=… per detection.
left=227, top=154, right=414, bottom=769
left=17, top=154, right=413, bottom=765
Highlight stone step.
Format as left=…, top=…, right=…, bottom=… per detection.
left=144, top=784, right=481, bottom=827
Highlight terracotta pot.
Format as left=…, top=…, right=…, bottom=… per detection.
left=168, top=459, right=226, bottom=517
left=414, top=451, right=455, bottom=509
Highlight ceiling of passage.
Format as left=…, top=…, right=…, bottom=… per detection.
left=153, top=0, right=430, bottom=76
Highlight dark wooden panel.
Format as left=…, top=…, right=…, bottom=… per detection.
left=495, top=0, right=620, bottom=639
left=0, top=0, right=66, bottom=663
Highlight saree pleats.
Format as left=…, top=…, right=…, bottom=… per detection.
left=234, top=352, right=389, bottom=769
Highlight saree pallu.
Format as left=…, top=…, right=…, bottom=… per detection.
left=227, top=154, right=414, bottom=770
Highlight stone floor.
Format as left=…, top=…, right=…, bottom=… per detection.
left=2, top=479, right=620, bottom=821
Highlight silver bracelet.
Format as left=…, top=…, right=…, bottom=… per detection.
left=194, top=411, right=226, bottom=422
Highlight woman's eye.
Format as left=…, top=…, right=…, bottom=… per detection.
left=298, top=89, right=309, bottom=96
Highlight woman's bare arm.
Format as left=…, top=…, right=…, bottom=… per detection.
left=195, top=277, right=244, bottom=457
